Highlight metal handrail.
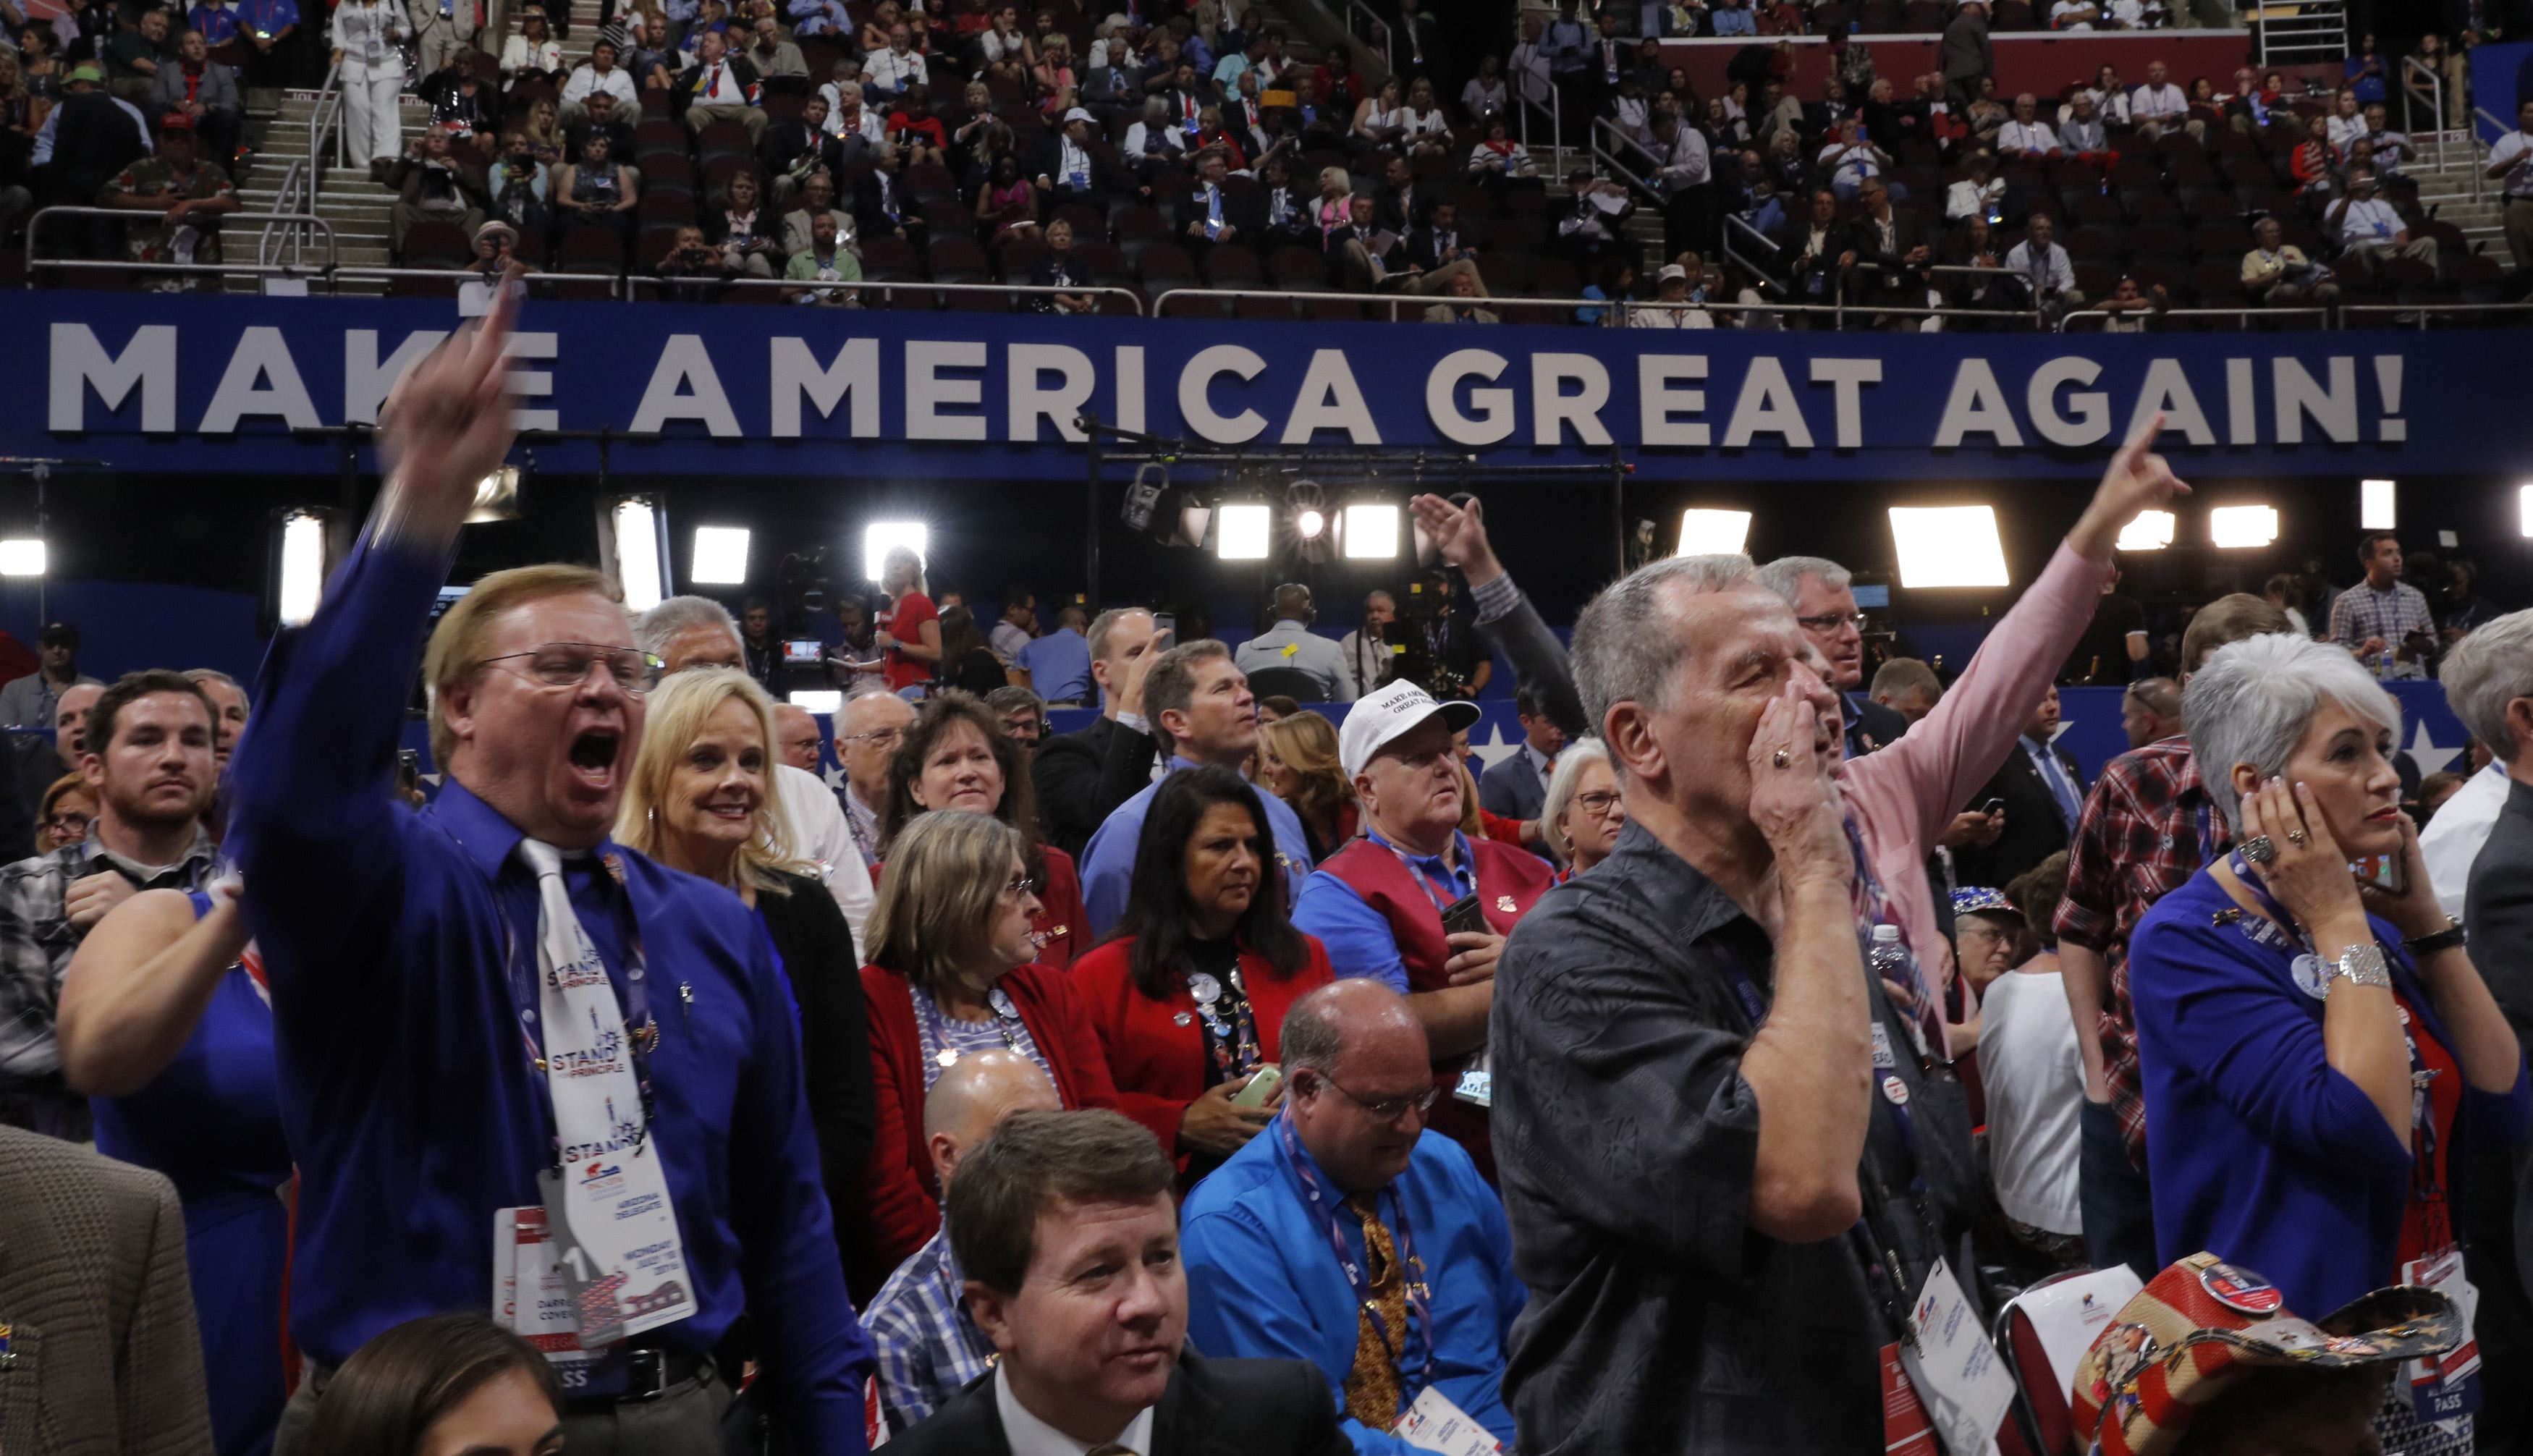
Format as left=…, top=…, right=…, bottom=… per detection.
left=1512, top=76, right=1559, bottom=173
left=22, top=257, right=625, bottom=293
left=624, top=274, right=1149, bottom=311
left=2060, top=305, right=2330, bottom=330
left=2401, top=56, right=2445, bottom=160
left=1343, top=0, right=1395, bottom=80
left=1152, top=283, right=2054, bottom=328
left=2342, top=302, right=2533, bottom=329
left=25, top=206, right=340, bottom=287
left=261, top=58, right=346, bottom=268
left=2469, top=105, right=2511, bottom=203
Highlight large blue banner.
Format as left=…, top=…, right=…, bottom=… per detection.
left=17, top=292, right=2528, bottom=481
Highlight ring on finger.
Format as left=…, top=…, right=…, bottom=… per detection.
left=1772, top=748, right=1791, bottom=769
left=2285, top=829, right=2309, bottom=847
left=2239, top=834, right=2277, bottom=865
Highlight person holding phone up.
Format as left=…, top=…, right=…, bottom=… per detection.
left=1073, top=767, right=1332, bottom=1184
left=2126, top=632, right=2525, bottom=1443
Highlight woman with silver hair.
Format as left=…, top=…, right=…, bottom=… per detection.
left=1537, top=735, right=1623, bottom=879
left=2128, top=632, right=2525, bottom=1421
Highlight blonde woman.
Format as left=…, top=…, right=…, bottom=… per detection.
left=875, top=544, right=940, bottom=695
left=332, top=0, right=413, bottom=175
left=617, top=668, right=875, bottom=1273
left=1312, top=164, right=1351, bottom=242
left=850, top=808, right=1118, bottom=1298
left=1255, top=711, right=1355, bottom=862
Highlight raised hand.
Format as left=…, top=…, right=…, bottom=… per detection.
left=2236, top=776, right=2364, bottom=944
left=374, top=264, right=525, bottom=543
left=1746, top=679, right=1850, bottom=889
left=2069, top=409, right=2194, bottom=561
left=1407, top=491, right=1502, bottom=585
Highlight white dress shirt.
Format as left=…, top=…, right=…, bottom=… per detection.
left=2336, top=195, right=2403, bottom=245
left=1998, top=119, right=2060, bottom=154
left=2004, top=239, right=2073, bottom=292
left=2129, top=81, right=2186, bottom=120
left=2422, top=763, right=2511, bottom=918
left=777, top=763, right=876, bottom=947
left=562, top=61, right=640, bottom=107
left=996, top=1366, right=1155, bottom=1456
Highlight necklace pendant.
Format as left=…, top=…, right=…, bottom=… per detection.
left=1188, top=971, right=1223, bottom=1007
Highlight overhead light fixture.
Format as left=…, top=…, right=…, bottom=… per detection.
left=278, top=510, right=327, bottom=626
left=789, top=689, right=843, bottom=714
left=691, top=526, right=750, bottom=585
left=1121, top=462, right=1170, bottom=532
left=2521, top=485, right=2533, bottom=538
left=1886, top=506, right=2009, bottom=588
left=468, top=465, right=522, bottom=523
left=2115, top=509, right=2176, bottom=552
left=2210, top=504, right=2280, bottom=550
left=1342, top=503, right=1400, bottom=559
left=1675, top=508, right=1753, bottom=556
left=0, top=538, right=46, bottom=577
left=863, top=520, right=928, bottom=584
left=609, top=496, right=668, bottom=612
left=1216, top=504, right=1273, bottom=561
left=2361, top=478, right=2395, bottom=530
left=1295, top=507, right=1326, bottom=540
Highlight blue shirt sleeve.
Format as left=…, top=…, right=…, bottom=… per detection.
left=1181, top=1204, right=1420, bottom=1456
left=1291, top=873, right=1408, bottom=994
left=1078, top=803, right=1138, bottom=939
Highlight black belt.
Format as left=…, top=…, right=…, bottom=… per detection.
left=562, top=1348, right=714, bottom=1411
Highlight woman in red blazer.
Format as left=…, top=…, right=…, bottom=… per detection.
left=879, top=690, right=1088, bottom=966
left=852, top=808, right=1118, bottom=1302
left=1072, top=766, right=1333, bottom=1182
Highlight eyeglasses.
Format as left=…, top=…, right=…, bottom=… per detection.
left=1574, top=790, right=1621, bottom=817
left=1794, top=611, right=1871, bottom=633
left=1317, top=1075, right=1440, bottom=1123
left=482, top=643, right=663, bottom=694
left=841, top=727, right=906, bottom=748
left=41, top=812, right=90, bottom=837
left=999, top=871, right=1046, bottom=900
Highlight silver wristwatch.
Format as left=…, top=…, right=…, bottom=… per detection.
left=2324, top=943, right=2393, bottom=990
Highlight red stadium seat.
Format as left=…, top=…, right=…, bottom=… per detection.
left=1204, top=245, right=1262, bottom=289
left=555, top=224, right=628, bottom=274
left=1269, top=245, right=1329, bottom=291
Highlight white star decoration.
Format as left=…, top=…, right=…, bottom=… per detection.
left=1468, top=722, right=1523, bottom=771
left=2406, top=720, right=2462, bottom=777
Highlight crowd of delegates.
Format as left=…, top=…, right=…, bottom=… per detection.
left=22, top=292, right=2533, bottom=1455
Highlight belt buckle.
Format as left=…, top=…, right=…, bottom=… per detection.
left=627, top=1348, right=672, bottom=1401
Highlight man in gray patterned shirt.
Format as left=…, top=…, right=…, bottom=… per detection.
left=0, top=671, right=218, bottom=1139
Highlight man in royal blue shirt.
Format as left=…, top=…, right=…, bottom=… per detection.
left=233, top=285, right=874, bottom=1454
left=1078, top=640, right=1314, bottom=936
left=1182, top=981, right=1522, bottom=1453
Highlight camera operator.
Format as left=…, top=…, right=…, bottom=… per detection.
left=653, top=223, right=741, bottom=301
left=384, top=123, right=488, bottom=255
left=1393, top=570, right=1489, bottom=701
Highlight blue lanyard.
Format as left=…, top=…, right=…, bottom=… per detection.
left=2194, top=800, right=2221, bottom=865
left=1276, top=1114, right=1432, bottom=1397
left=1373, top=831, right=1473, bottom=920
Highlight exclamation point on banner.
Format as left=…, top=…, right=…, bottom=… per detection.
left=2375, top=356, right=2405, bottom=441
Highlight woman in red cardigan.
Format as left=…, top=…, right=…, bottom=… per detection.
left=1072, top=766, right=1334, bottom=1181
left=852, top=808, right=1118, bottom=1300
left=880, top=690, right=1088, bottom=967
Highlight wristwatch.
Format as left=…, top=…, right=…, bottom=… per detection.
left=2404, top=916, right=2467, bottom=955
left=2322, top=942, right=2393, bottom=990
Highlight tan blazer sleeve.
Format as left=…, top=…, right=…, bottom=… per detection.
left=115, top=1167, right=213, bottom=1456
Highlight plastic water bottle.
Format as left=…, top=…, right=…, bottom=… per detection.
left=1867, top=924, right=1910, bottom=996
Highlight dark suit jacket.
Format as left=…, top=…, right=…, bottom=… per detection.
left=1405, top=222, right=1475, bottom=273
left=1951, top=735, right=2081, bottom=890
left=1845, top=693, right=1910, bottom=758
left=754, top=870, right=874, bottom=1279
left=1026, top=132, right=1136, bottom=204
left=1031, top=713, right=1159, bottom=859
left=2464, top=777, right=2533, bottom=1304
left=889, top=1350, right=1350, bottom=1456
left=1170, top=180, right=1264, bottom=244
left=1480, top=745, right=1549, bottom=820
left=1848, top=208, right=1934, bottom=292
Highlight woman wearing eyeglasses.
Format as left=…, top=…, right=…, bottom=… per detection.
left=36, top=771, right=97, bottom=852
left=880, top=691, right=1086, bottom=968
left=1538, top=737, right=1623, bottom=881
left=851, top=808, right=1117, bottom=1300
left=1075, top=767, right=1333, bottom=1180
left=615, top=669, right=876, bottom=1277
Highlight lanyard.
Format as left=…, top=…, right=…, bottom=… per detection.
left=1374, top=831, right=1473, bottom=921
left=1276, top=1114, right=1433, bottom=1393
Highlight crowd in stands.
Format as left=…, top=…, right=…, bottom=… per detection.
left=14, top=282, right=2533, bottom=1456
left=5, top=0, right=2526, bottom=319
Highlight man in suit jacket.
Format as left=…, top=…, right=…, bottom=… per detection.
left=1952, top=684, right=2085, bottom=889
left=2449, top=614, right=2533, bottom=1316
left=1033, top=606, right=1167, bottom=858
left=1846, top=175, right=1934, bottom=318
left=0, top=1124, right=213, bottom=1455
left=889, top=1108, right=1350, bottom=1456
left=1403, top=198, right=1475, bottom=274
left=1175, top=147, right=1261, bottom=263
left=1479, top=682, right=1566, bottom=824
left=1030, top=106, right=1141, bottom=211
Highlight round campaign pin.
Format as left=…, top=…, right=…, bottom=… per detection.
left=2199, top=1261, right=2285, bottom=1315
left=1881, top=1075, right=1910, bottom=1106
left=2291, top=953, right=2332, bottom=1000
left=1173, top=1012, right=1193, bottom=1027
left=989, top=988, right=1018, bottom=1020
left=1188, top=972, right=1223, bottom=1007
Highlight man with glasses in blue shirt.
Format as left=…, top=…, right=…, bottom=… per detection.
left=237, top=284, right=874, bottom=1455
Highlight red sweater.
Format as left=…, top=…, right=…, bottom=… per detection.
left=850, top=962, right=1120, bottom=1300
left=1070, top=933, right=1334, bottom=1169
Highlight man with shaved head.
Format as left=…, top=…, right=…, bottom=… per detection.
left=638, top=594, right=876, bottom=945
left=864, top=1049, right=1060, bottom=1432
left=774, top=703, right=825, bottom=775
left=836, top=690, right=915, bottom=871
left=1180, top=981, right=1521, bottom=1455
left=1235, top=583, right=1351, bottom=702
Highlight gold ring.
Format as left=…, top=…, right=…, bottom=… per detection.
left=1772, top=748, right=1791, bottom=769
left=2285, top=829, right=2309, bottom=847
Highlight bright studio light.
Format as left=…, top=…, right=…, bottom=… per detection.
left=612, top=498, right=666, bottom=612
left=690, top=526, right=750, bottom=585
left=1295, top=507, right=1327, bottom=540
left=2361, top=478, right=2396, bottom=530
left=1342, top=504, right=1400, bottom=559
left=1886, top=507, right=2008, bottom=588
left=1675, top=509, right=1753, bottom=556
left=0, top=538, right=46, bottom=577
left=789, top=689, right=842, bottom=714
left=2116, top=510, right=2175, bottom=552
left=863, top=521, right=928, bottom=583
left=1216, top=504, right=1273, bottom=561
left=278, top=512, right=325, bottom=626
left=2521, top=486, right=2533, bottom=538
left=2210, top=505, right=2280, bottom=550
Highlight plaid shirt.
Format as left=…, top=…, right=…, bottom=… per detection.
left=2052, top=737, right=2221, bottom=1168
left=0, top=828, right=216, bottom=1135
left=865, top=1227, right=995, bottom=1435
left=2325, top=580, right=2436, bottom=680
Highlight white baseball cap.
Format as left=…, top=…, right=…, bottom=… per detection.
left=1657, top=263, right=1689, bottom=282
left=1340, top=680, right=1481, bottom=779
left=1063, top=106, right=1095, bottom=124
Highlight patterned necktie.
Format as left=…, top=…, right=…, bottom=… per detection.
left=1341, top=1194, right=1406, bottom=1427
left=1086, top=1447, right=1136, bottom=1456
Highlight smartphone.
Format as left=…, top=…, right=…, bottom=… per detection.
left=1977, top=797, right=2006, bottom=817
left=1152, top=611, right=1177, bottom=639
left=1231, top=1065, right=1282, bottom=1108
left=1439, top=893, right=1492, bottom=939
left=2354, top=852, right=2406, bottom=897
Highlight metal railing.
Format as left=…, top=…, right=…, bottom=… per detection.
left=1512, top=77, right=1560, bottom=176
left=624, top=274, right=1149, bottom=311
left=259, top=58, right=346, bottom=270
left=2402, top=56, right=2447, bottom=172
left=1343, top=0, right=1395, bottom=80
left=2343, top=302, right=2533, bottom=329
left=2061, top=305, right=2330, bottom=330
left=25, top=207, right=340, bottom=286
left=1152, top=282, right=2055, bottom=329
left=2060, top=302, right=2533, bottom=330
left=2254, top=0, right=2345, bottom=66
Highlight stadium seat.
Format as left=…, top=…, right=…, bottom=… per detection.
left=1269, top=245, right=1330, bottom=291
left=1111, top=205, right=1170, bottom=263
left=1136, top=241, right=1198, bottom=294
left=997, top=237, right=1049, bottom=281
left=1071, top=239, right=1132, bottom=289
left=638, top=192, right=698, bottom=227
left=642, top=153, right=697, bottom=192
left=2192, top=221, right=2253, bottom=258
left=929, top=235, right=990, bottom=284
left=1204, top=245, right=1262, bottom=290
left=2194, top=257, right=2248, bottom=298
left=555, top=225, right=628, bottom=276
left=1991, top=0, right=2036, bottom=25
left=695, top=122, right=755, bottom=163
left=1903, top=0, right=1945, bottom=26
left=1054, top=202, right=1106, bottom=240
